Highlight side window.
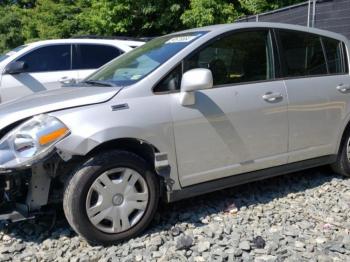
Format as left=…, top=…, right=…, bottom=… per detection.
left=322, top=37, right=347, bottom=74
left=73, top=44, right=122, bottom=70
left=154, top=64, right=182, bottom=93
left=278, top=30, right=327, bottom=77
left=16, top=45, right=71, bottom=73
left=184, top=30, right=274, bottom=86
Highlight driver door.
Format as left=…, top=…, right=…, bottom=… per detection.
left=167, top=29, right=289, bottom=187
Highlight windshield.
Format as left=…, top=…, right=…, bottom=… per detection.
left=0, top=45, right=27, bottom=63
left=86, top=31, right=207, bottom=86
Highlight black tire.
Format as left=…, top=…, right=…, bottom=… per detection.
left=63, top=150, right=159, bottom=245
left=331, top=130, right=350, bottom=177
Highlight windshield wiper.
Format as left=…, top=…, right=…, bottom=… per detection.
left=82, top=80, right=116, bottom=87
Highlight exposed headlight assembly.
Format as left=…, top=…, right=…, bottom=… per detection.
left=0, top=115, right=70, bottom=170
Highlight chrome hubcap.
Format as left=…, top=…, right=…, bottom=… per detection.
left=86, top=168, right=149, bottom=234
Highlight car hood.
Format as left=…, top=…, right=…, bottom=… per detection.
left=0, top=86, right=123, bottom=130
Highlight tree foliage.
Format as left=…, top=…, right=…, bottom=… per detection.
left=239, top=0, right=303, bottom=14
left=22, top=0, right=86, bottom=41
left=0, top=0, right=305, bottom=53
left=181, top=0, right=239, bottom=27
left=0, top=5, right=25, bottom=53
left=78, top=0, right=186, bottom=36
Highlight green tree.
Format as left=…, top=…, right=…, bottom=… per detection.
left=239, top=0, right=305, bottom=14
left=0, top=0, right=36, bottom=8
left=22, top=0, right=86, bottom=41
left=181, top=0, right=239, bottom=27
left=0, top=5, right=25, bottom=52
left=78, top=0, right=186, bottom=37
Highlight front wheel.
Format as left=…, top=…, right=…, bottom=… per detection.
left=331, top=131, right=350, bottom=177
left=63, top=150, right=159, bottom=245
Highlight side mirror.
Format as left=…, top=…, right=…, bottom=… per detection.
left=4, top=61, right=27, bottom=74
left=180, top=68, right=213, bottom=106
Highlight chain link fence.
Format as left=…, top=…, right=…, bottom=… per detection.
left=237, top=0, right=350, bottom=39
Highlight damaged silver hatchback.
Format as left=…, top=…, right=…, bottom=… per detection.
left=1, top=22, right=350, bottom=245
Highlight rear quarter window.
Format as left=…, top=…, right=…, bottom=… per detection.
left=322, top=37, right=348, bottom=74
left=342, top=42, right=349, bottom=74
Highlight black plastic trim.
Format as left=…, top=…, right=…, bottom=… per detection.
left=167, top=155, right=337, bottom=203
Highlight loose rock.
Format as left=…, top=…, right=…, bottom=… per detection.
left=197, top=240, right=210, bottom=253
left=176, top=235, right=193, bottom=250
left=239, top=240, right=251, bottom=251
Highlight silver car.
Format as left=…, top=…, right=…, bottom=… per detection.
left=0, top=22, right=350, bottom=245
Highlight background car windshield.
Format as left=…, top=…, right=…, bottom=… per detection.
left=0, top=45, right=27, bottom=62
left=87, top=32, right=207, bottom=86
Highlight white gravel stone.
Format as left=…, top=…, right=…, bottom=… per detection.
left=239, top=240, right=251, bottom=251
left=294, top=241, right=305, bottom=248
left=197, top=240, right=210, bottom=253
left=255, top=255, right=277, bottom=262
left=315, top=237, right=328, bottom=244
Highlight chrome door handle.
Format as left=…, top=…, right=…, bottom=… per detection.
left=262, top=92, right=283, bottom=102
left=336, top=83, right=350, bottom=93
left=59, top=77, right=75, bottom=85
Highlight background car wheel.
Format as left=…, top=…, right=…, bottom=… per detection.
left=63, top=150, right=159, bottom=245
left=331, top=130, right=350, bottom=177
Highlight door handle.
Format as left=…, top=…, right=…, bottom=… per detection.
left=262, top=92, right=283, bottom=102
left=59, top=76, right=75, bottom=85
left=336, top=83, right=350, bottom=93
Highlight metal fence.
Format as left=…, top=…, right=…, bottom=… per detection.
left=237, top=0, right=350, bottom=39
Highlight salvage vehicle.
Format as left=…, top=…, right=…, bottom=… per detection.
left=0, top=38, right=144, bottom=103
left=0, top=22, right=349, bottom=245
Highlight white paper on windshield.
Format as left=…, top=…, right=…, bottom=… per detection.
left=130, top=74, right=142, bottom=80
left=166, top=35, right=198, bottom=44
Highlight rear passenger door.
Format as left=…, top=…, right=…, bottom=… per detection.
left=73, top=44, right=122, bottom=81
left=167, top=29, right=289, bottom=186
left=277, top=29, right=350, bottom=162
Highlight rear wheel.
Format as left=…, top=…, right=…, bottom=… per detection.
left=63, top=150, right=159, bottom=245
left=331, top=131, right=350, bottom=177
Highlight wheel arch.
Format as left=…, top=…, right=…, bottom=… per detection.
left=335, top=115, right=350, bottom=155
left=86, top=137, right=160, bottom=170
left=82, top=138, right=176, bottom=199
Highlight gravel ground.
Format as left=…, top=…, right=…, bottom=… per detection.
left=0, top=167, right=350, bottom=262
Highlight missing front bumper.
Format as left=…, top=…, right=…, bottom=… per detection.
left=0, top=165, right=52, bottom=222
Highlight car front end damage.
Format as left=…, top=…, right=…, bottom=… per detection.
left=0, top=161, right=58, bottom=222
left=0, top=115, right=72, bottom=222
left=0, top=168, right=32, bottom=221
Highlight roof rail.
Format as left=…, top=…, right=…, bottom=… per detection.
left=70, top=35, right=154, bottom=42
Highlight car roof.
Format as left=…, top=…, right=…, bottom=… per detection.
left=25, top=38, right=144, bottom=49
left=178, top=22, right=349, bottom=42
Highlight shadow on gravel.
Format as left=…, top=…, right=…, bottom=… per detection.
left=0, top=166, right=344, bottom=245
left=151, top=166, right=343, bottom=234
